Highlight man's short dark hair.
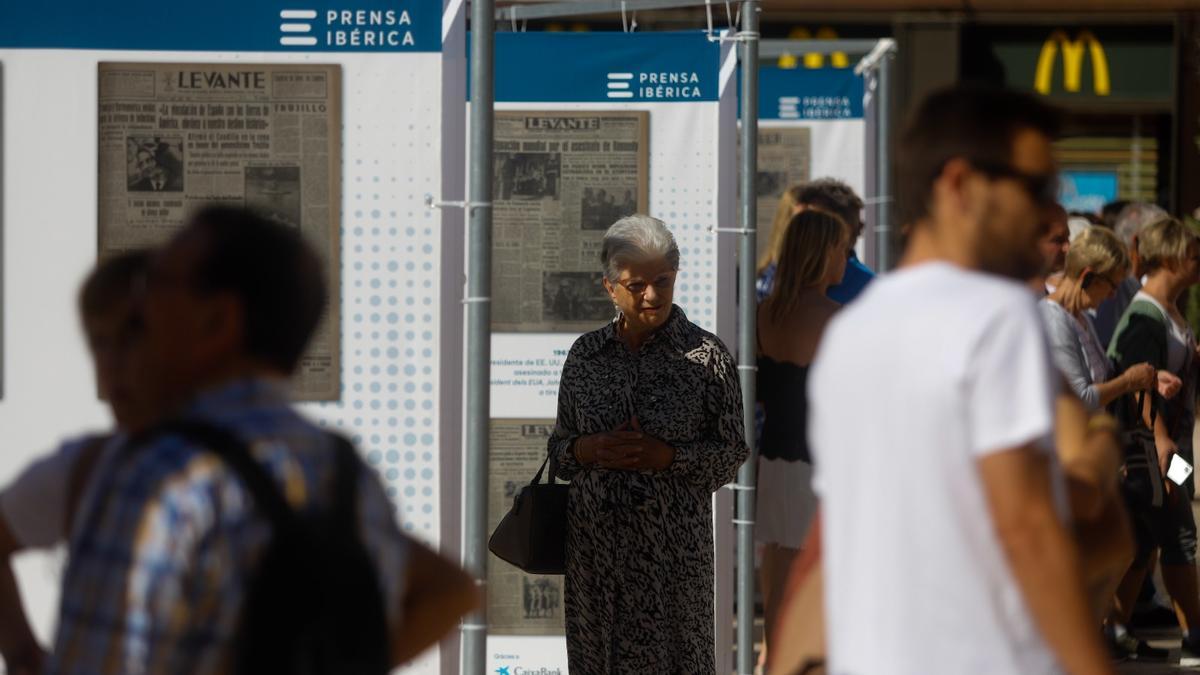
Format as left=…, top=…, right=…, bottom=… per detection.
left=796, top=178, right=864, bottom=227
left=1100, top=200, right=1130, bottom=229
left=80, top=249, right=153, bottom=320
left=896, top=84, right=1061, bottom=228
left=183, top=205, right=327, bottom=374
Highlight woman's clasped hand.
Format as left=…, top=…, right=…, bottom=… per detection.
left=574, top=417, right=676, bottom=471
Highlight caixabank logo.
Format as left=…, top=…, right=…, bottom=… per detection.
left=277, top=7, right=418, bottom=48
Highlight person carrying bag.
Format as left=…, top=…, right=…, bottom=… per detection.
left=1120, top=390, right=1165, bottom=510
left=489, top=453, right=569, bottom=575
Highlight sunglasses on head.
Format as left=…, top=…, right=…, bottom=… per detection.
left=969, top=159, right=1059, bottom=206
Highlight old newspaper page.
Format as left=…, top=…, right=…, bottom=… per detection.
left=488, top=419, right=566, bottom=635
left=753, top=127, right=811, bottom=262
left=97, top=63, right=341, bottom=400
left=492, top=111, right=649, bottom=332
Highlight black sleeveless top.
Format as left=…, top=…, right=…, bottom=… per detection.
left=757, top=355, right=811, bottom=463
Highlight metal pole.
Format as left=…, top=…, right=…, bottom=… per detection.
left=735, top=2, right=760, bottom=673
left=463, top=0, right=494, bottom=669
left=875, top=44, right=894, bottom=272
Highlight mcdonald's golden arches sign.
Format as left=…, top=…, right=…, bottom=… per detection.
left=1034, top=30, right=1110, bottom=96
left=984, top=25, right=1173, bottom=103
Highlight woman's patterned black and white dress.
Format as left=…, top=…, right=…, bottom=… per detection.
left=549, top=305, right=748, bottom=675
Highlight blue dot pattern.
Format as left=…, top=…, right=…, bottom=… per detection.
left=649, top=108, right=719, bottom=332
left=299, top=62, right=444, bottom=541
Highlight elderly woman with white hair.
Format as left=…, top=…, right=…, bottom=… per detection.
left=548, top=215, right=748, bottom=674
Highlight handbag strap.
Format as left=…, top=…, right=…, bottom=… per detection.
left=1133, top=388, right=1159, bottom=431
left=530, top=451, right=561, bottom=486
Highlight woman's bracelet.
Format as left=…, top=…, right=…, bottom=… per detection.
left=572, top=436, right=593, bottom=465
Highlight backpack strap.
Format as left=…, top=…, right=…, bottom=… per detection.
left=153, top=420, right=297, bottom=530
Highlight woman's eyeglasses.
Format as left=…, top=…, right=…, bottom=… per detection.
left=617, top=273, right=675, bottom=296
left=1087, top=274, right=1123, bottom=293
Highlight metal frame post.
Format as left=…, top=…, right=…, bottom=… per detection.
left=854, top=40, right=897, bottom=273
left=463, top=0, right=495, bottom=669
left=735, top=2, right=759, bottom=673
left=875, top=45, right=894, bottom=272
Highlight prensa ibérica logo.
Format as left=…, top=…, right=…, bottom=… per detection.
left=325, top=9, right=416, bottom=47
left=279, top=8, right=417, bottom=48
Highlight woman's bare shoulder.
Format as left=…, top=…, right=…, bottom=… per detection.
left=759, top=297, right=840, bottom=362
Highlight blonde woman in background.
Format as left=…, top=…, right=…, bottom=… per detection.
left=1109, top=218, right=1200, bottom=666
left=756, top=185, right=804, bottom=301
left=757, top=179, right=871, bottom=304
left=1038, top=227, right=1167, bottom=642
left=756, top=208, right=848, bottom=662
left=1040, top=227, right=1158, bottom=411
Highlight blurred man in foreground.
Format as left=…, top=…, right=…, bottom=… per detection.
left=47, top=207, right=476, bottom=674
left=810, top=85, right=1112, bottom=674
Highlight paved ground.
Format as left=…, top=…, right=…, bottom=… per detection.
left=734, top=491, right=1200, bottom=673
left=735, top=623, right=1197, bottom=673
left=1114, top=497, right=1200, bottom=674
left=1118, top=629, right=1197, bottom=674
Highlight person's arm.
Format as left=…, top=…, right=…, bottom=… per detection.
left=1040, top=303, right=1104, bottom=409
left=970, top=295, right=1113, bottom=674
left=0, top=521, right=43, bottom=675
left=1039, top=303, right=1142, bottom=409
left=0, top=440, right=98, bottom=674
left=1112, top=312, right=1172, bottom=471
left=979, top=446, right=1115, bottom=675
left=549, top=341, right=671, bottom=474
left=547, top=345, right=588, bottom=480
left=1072, top=495, right=1135, bottom=621
left=1146, top=393, right=1177, bottom=476
left=1157, top=370, right=1183, bottom=400
left=1094, top=366, right=1152, bottom=408
left=1116, top=313, right=1175, bottom=471
left=657, top=345, right=749, bottom=491
left=390, top=539, right=480, bottom=666
left=1054, top=387, right=1122, bottom=520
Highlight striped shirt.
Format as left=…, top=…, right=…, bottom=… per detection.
left=48, top=379, right=409, bottom=675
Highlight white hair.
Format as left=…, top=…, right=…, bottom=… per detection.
left=1067, top=216, right=1092, bottom=242
left=1115, top=202, right=1169, bottom=247
left=600, top=215, right=680, bottom=282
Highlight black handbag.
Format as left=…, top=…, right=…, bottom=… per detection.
left=488, top=453, right=569, bottom=574
left=1121, top=389, right=1164, bottom=509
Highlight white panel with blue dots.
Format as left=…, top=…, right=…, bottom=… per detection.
left=296, top=54, right=448, bottom=545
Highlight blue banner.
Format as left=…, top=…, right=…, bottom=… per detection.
left=752, top=66, right=864, bottom=120
left=473, top=31, right=720, bottom=103
left=0, top=0, right=441, bottom=52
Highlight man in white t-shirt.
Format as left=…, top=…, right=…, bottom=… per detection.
left=0, top=251, right=156, bottom=675
left=809, top=85, right=1114, bottom=675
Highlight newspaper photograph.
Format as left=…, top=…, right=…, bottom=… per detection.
left=750, top=127, right=811, bottom=262
left=97, top=63, right=342, bottom=400
left=492, top=111, right=649, bottom=332
left=488, top=419, right=566, bottom=635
